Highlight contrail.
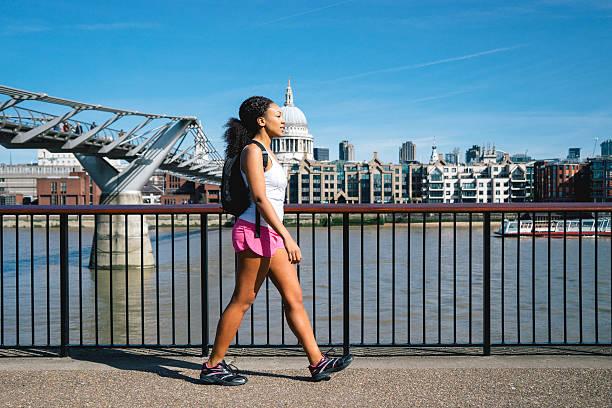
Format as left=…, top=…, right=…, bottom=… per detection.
left=409, top=89, right=473, bottom=103
left=334, top=45, right=525, bottom=81
left=260, top=0, right=354, bottom=25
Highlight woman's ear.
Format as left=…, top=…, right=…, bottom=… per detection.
left=257, top=116, right=266, bottom=127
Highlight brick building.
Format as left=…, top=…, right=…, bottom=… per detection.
left=533, top=161, right=586, bottom=201
left=37, top=171, right=101, bottom=205
left=163, top=173, right=219, bottom=204
left=0, top=193, right=24, bottom=205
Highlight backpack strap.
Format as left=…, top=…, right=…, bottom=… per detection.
left=249, top=140, right=268, bottom=169
left=247, top=140, right=269, bottom=238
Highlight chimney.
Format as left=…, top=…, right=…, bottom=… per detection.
left=439, top=153, right=443, bottom=161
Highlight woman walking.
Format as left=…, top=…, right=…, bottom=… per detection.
left=200, top=96, right=353, bottom=386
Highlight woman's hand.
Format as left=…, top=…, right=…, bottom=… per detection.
left=283, top=236, right=302, bottom=264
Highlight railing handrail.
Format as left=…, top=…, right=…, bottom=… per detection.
left=0, top=202, right=611, bottom=215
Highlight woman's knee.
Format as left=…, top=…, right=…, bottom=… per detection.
left=282, top=292, right=303, bottom=311
left=230, top=293, right=256, bottom=312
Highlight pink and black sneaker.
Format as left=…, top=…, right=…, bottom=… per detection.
left=199, top=360, right=248, bottom=386
left=308, top=353, right=354, bottom=382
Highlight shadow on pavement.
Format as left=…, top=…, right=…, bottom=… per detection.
left=66, top=348, right=314, bottom=384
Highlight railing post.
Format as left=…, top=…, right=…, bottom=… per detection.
left=59, top=214, right=69, bottom=357
left=483, top=212, right=491, bottom=356
left=201, top=214, right=209, bottom=357
left=342, top=213, right=350, bottom=356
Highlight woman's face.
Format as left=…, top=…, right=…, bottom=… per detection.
left=261, top=103, right=285, bottom=138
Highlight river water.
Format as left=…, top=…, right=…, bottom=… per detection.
left=1, top=222, right=610, bottom=347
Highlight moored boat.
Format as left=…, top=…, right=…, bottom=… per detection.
left=496, top=215, right=611, bottom=237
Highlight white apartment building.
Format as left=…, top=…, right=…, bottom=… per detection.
left=422, top=154, right=530, bottom=203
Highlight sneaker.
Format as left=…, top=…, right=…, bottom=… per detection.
left=308, top=354, right=354, bottom=382
left=199, top=360, right=248, bottom=386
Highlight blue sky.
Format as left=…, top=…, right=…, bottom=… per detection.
left=1, top=0, right=611, bottom=164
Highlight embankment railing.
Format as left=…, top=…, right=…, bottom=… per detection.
left=0, top=203, right=610, bottom=356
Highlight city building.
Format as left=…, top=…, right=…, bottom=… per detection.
left=313, top=147, right=329, bottom=161
left=481, top=144, right=497, bottom=164
left=37, top=171, right=101, bottom=205
left=495, top=149, right=508, bottom=163
left=601, top=139, right=612, bottom=156
left=533, top=161, right=586, bottom=201
left=422, top=148, right=532, bottom=203
left=399, top=141, right=416, bottom=163
left=584, top=157, right=612, bottom=202
left=37, top=149, right=82, bottom=167
left=465, top=145, right=481, bottom=165
left=271, top=80, right=314, bottom=163
left=163, top=173, right=220, bottom=204
left=445, top=148, right=461, bottom=165
left=285, top=152, right=420, bottom=204
left=0, top=193, right=23, bottom=205
left=37, top=149, right=123, bottom=168
left=0, top=164, right=83, bottom=203
left=429, top=139, right=440, bottom=164
left=339, top=140, right=355, bottom=161
left=567, top=147, right=581, bottom=162
left=510, top=153, right=532, bottom=163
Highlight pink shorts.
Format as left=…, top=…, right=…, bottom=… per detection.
left=232, top=218, right=285, bottom=258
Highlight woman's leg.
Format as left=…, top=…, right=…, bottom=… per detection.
left=268, top=248, right=323, bottom=365
left=207, top=249, right=269, bottom=366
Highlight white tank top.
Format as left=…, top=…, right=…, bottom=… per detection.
left=239, top=144, right=287, bottom=228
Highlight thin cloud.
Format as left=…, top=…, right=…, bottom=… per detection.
left=75, top=22, right=160, bottom=31
left=409, top=89, right=475, bottom=103
left=333, top=45, right=526, bottom=81
left=2, top=25, right=51, bottom=34
left=2, top=22, right=159, bottom=35
left=259, top=0, right=354, bottom=25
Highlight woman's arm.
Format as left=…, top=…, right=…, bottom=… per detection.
left=241, top=144, right=301, bottom=264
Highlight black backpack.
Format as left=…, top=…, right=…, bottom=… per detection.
left=221, top=140, right=268, bottom=237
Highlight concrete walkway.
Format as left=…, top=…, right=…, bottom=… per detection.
left=1, top=351, right=611, bottom=407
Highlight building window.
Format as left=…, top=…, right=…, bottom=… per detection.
left=51, top=182, right=57, bottom=194
left=60, top=182, right=67, bottom=193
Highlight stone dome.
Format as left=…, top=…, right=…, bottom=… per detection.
left=281, top=105, right=307, bottom=127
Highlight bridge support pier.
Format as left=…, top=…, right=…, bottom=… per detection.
left=89, top=192, right=155, bottom=269
left=75, top=118, right=193, bottom=270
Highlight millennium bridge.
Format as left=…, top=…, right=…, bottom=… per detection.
left=0, top=85, right=223, bottom=269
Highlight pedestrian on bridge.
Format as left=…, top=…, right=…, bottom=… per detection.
left=200, top=96, right=353, bottom=386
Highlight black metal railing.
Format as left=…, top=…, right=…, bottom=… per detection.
left=0, top=203, right=610, bottom=356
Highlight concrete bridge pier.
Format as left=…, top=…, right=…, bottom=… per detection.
left=75, top=119, right=193, bottom=269
left=89, top=192, right=155, bottom=269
